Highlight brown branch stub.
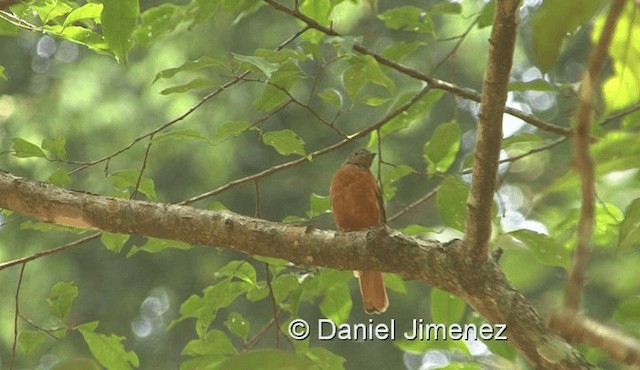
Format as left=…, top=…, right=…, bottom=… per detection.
left=0, top=170, right=591, bottom=368
left=463, top=0, right=520, bottom=262
left=565, top=0, right=627, bottom=312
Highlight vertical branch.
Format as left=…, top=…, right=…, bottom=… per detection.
left=463, top=0, right=519, bottom=262
left=565, top=0, right=627, bottom=312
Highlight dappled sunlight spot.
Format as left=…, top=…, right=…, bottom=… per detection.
left=503, top=94, right=528, bottom=137
left=55, top=41, right=79, bottom=63
left=36, top=35, right=57, bottom=58
left=501, top=210, right=549, bottom=235
left=0, top=95, right=16, bottom=123
left=525, top=90, right=556, bottom=112
left=131, top=315, right=153, bottom=339
left=131, top=286, right=172, bottom=340
left=31, top=55, right=52, bottom=73
left=497, top=184, right=525, bottom=214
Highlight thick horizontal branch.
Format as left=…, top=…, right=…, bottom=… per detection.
left=0, top=170, right=590, bottom=368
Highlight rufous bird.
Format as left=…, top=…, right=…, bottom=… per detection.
left=330, top=148, right=388, bottom=314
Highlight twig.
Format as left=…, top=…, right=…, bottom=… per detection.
left=463, top=0, right=520, bottom=262
left=254, top=180, right=262, bottom=218
left=564, top=0, right=626, bottom=312
left=10, top=262, right=27, bottom=370
left=262, top=0, right=572, bottom=137
left=387, top=185, right=440, bottom=224
left=131, top=137, right=154, bottom=200
left=178, top=86, right=433, bottom=205
left=0, top=233, right=100, bottom=271
left=67, top=27, right=310, bottom=175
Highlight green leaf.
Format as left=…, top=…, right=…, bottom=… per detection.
left=213, top=121, right=252, bottom=142
left=478, top=0, right=495, bottom=29
left=225, top=312, right=250, bottom=340
left=508, top=230, right=570, bottom=268
left=127, top=237, right=192, bottom=256
left=153, top=57, right=224, bottom=83
left=171, top=281, right=252, bottom=337
left=378, top=6, right=433, bottom=34
left=382, top=90, right=445, bottom=136
left=0, top=65, right=6, bottom=80
left=423, top=121, right=461, bottom=175
left=63, top=3, right=103, bottom=26
left=217, top=260, right=257, bottom=285
left=154, top=129, right=212, bottom=144
left=271, top=274, right=300, bottom=304
left=160, top=78, right=218, bottom=95
left=136, top=4, right=184, bottom=44
left=300, top=0, right=330, bottom=25
left=262, top=129, right=306, bottom=156
left=381, top=164, right=414, bottom=200
left=318, top=88, right=343, bottom=107
left=307, top=346, right=346, bottom=370
left=613, top=297, right=640, bottom=325
left=254, top=84, right=288, bottom=111
left=508, top=79, right=555, bottom=92
left=19, top=330, right=47, bottom=355
left=618, top=198, right=640, bottom=250
left=342, top=56, right=395, bottom=100
left=214, top=349, right=315, bottom=370
left=101, top=232, right=130, bottom=253
left=31, top=1, right=73, bottom=23
left=108, top=170, right=156, bottom=199
left=307, top=193, right=331, bottom=218
left=383, top=273, right=407, bottom=294
left=382, top=41, right=425, bottom=62
left=48, top=167, right=71, bottom=187
left=42, top=136, right=67, bottom=160
left=44, top=25, right=108, bottom=52
left=47, top=281, right=78, bottom=320
left=101, top=0, right=140, bottom=63
left=594, top=4, right=640, bottom=112
left=430, top=288, right=465, bottom=325
left=182, top=329, right=236, bottom=356
left=435, top=176, right=469, bottom=231
left=12, top=137, right=46, bottom=158
left=310, top=270, right=352, bottom=323
left=532, top=0, right=602, bottom=71
left=233, top=54, right=278, bottom=78
left=77, top=322, right=139, bottom=370
left=428, top=2, right=462, bottom=15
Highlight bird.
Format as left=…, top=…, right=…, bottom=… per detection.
left=330, top=148, right=389, bottom=314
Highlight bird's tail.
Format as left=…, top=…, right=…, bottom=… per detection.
left=357, top=271, right=389, bottom=314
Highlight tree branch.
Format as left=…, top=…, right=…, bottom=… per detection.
left=564, top=0, right=626, bottom=312
left=262, top=0, right=571, bottom=137
left=0, top=170, right=591, bottom=369
left=463, top=0, right=519, bottom=262
left=549, top=311, right=640, bottom=366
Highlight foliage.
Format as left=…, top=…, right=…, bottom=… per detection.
left=0, top=0, right=639, bottom=369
